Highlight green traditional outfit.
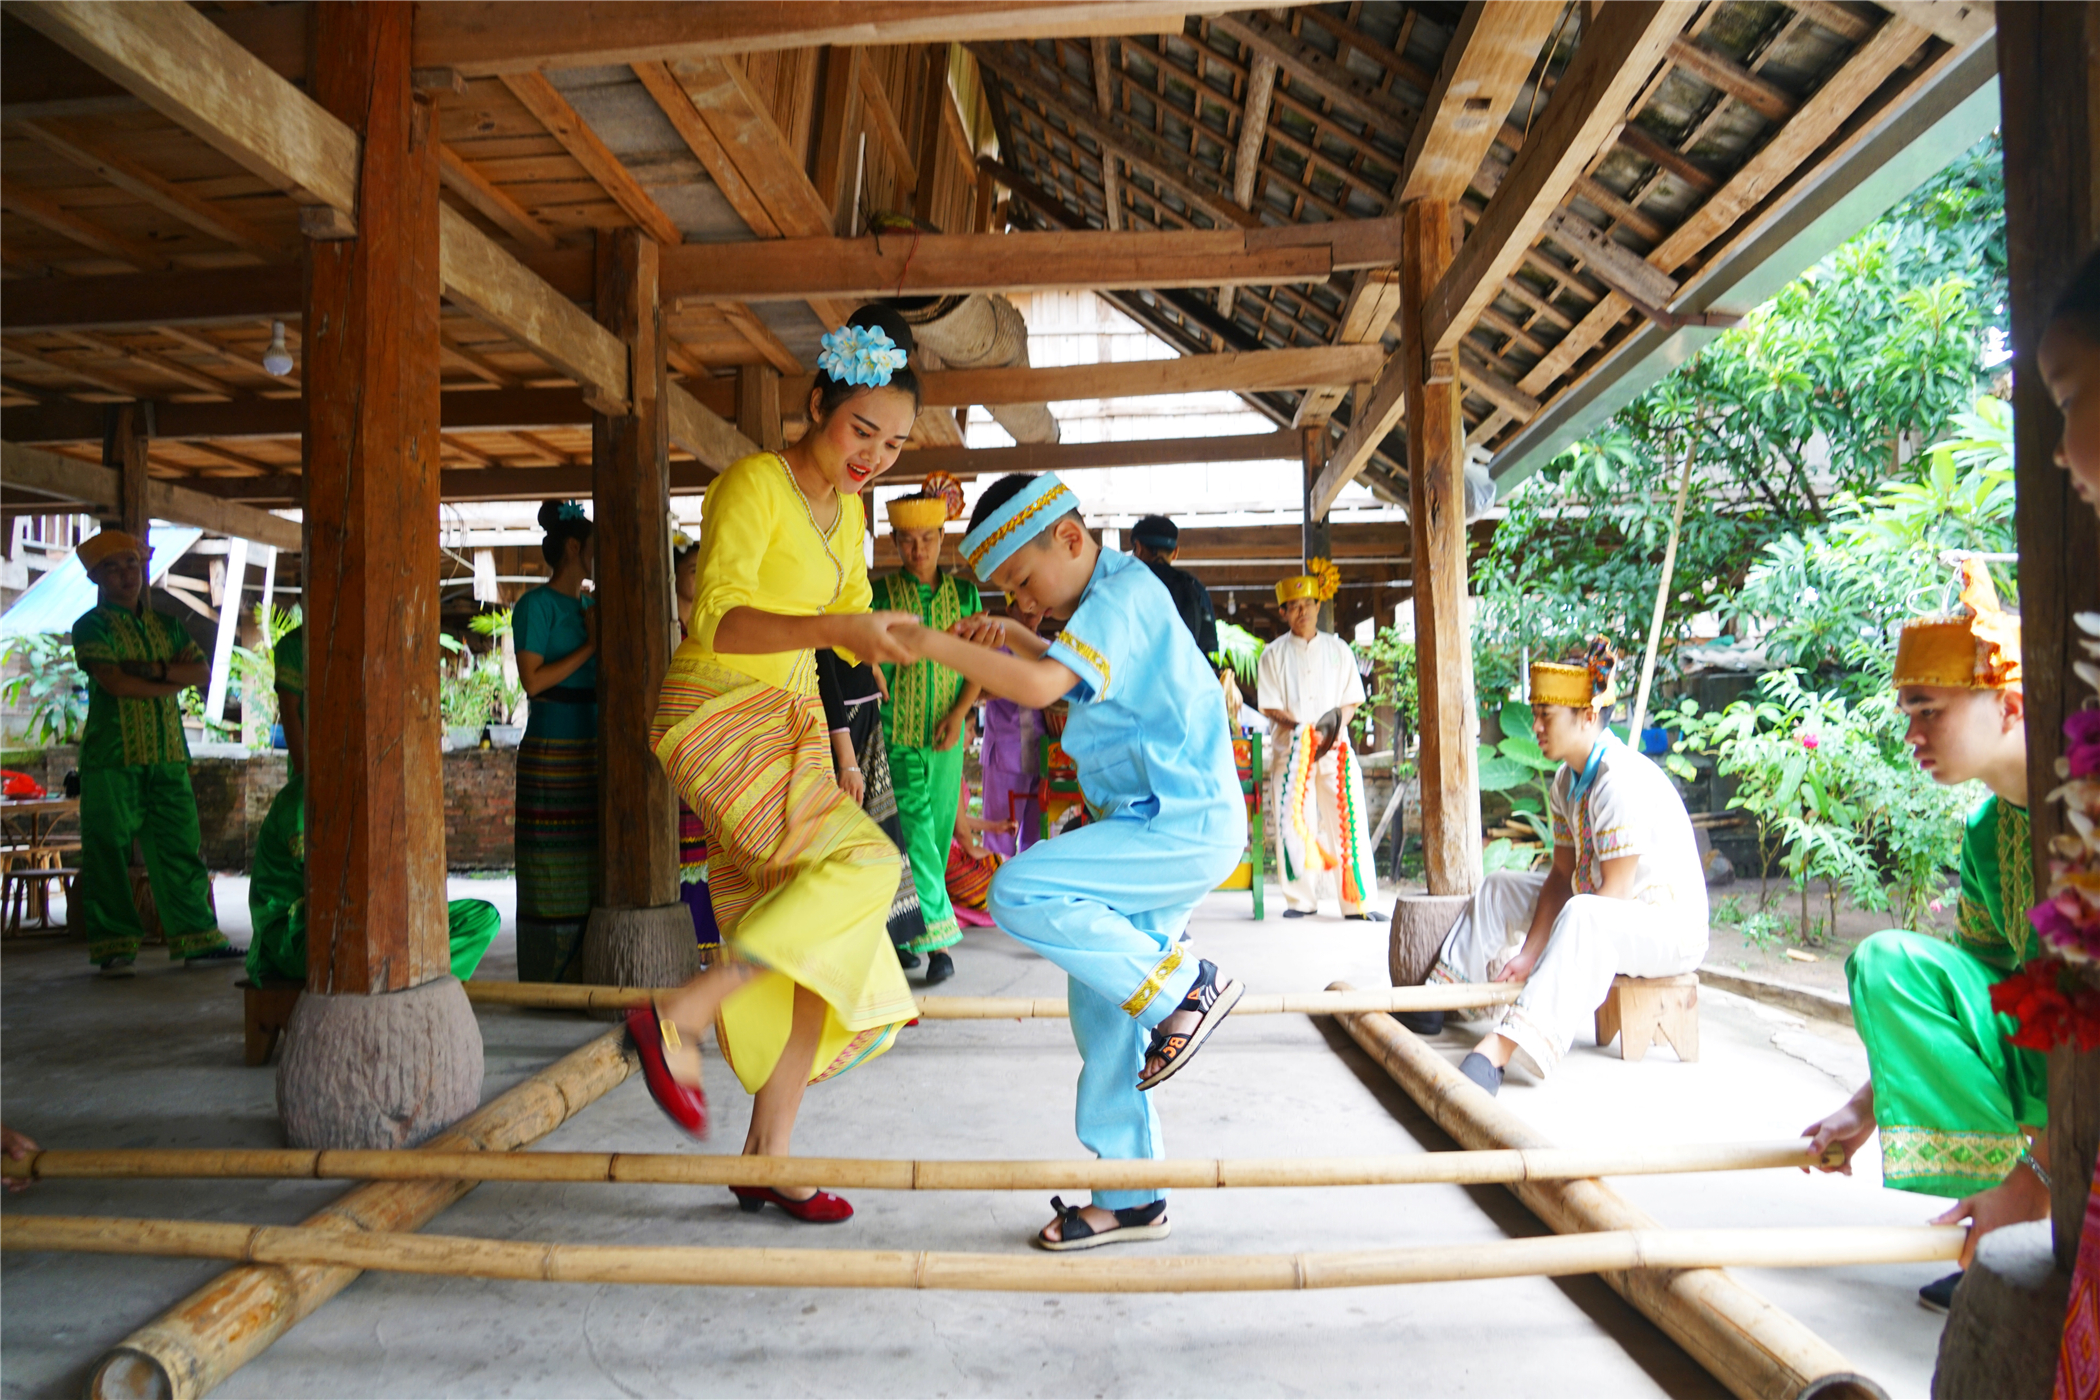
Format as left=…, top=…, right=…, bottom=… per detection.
left=1849, top=797, right=2043, bottom=1196
left=71, top=600, right=229, bottom=963
left=1848, top=560, right=2038, bottom=1198
left=876, top=567, right=981, bottom=954
left=248, top=628, right=496, bottom=985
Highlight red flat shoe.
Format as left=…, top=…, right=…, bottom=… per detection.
left=731, top=1185, right=854, bottom=1223
left=625, top=1005, right=707, bottom=1139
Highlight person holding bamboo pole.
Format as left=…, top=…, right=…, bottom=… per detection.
left=1801, top=561, right=2041, bottom=1312
left=634, top=308, right=923, bottom=1224
left=906, top=472, right=1248, bottom=1251
left=1399, top=642, right=1708, bottom=1096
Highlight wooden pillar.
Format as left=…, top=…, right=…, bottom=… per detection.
left=579, top=228, right=699, bottom=993
left=738, top=364, right=783, bottom=452
left=1402, top=197, right=1481, bottom=898
left=1301, top=426, right=1335, bottom=634
left=2000, top=1, right=2100, bottom=1268
left=279, top=0, right=480, bottom=1150
left=102, top=403, right=148, bottom=539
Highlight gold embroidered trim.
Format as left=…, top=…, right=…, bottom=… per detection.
left=1055, top=630, right=1111, bottom=693
left=963, top=484, right=1074, bottom=570
left=1122, top=945, right=1186, bottom=1018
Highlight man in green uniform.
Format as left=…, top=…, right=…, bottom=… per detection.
left=1803, top=562, right=2040, bottom=1310
left=69, top=530, right=238, bottom=977
left=247, top=626, right=497, bottom=985
left=878, top=493, right=982, bottom=985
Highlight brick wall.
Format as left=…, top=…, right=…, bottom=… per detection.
left=7, top=745, right=521, bottom=872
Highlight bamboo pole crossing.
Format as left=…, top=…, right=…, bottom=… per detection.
left=1, top=1140, right=1844, bottom=1191
left=460, top=981, right=1524, bottom=1017
left=3, top=1216, right=1963, bottom=1293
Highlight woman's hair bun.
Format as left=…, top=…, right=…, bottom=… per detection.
left=537, top=500, right=564, bottom=532
left=847, top=304, right=916, bottom=360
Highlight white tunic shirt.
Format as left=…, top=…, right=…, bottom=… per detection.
left=1548, top=732, right=1708, bottom=926
left=1256, top=630, right=1364, bottom=730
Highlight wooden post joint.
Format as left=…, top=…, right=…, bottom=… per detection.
left=1425, top=352, right=1455, bottom=386
left=300, top=205, right=359, bottom=241
left=411, top=67, right=468, bottom=98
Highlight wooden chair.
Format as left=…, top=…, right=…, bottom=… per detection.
left=1594, top=972, right=1699, bottom=1063
left=237, top=978, right=303, bottom=1066
left=3, top=851, right=77, bottom=936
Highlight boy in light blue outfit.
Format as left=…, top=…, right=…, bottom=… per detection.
left=899, top=473, right=1246, bottom=1251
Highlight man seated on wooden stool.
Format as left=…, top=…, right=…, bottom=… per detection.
left=1397, top=642, right=1708, bottom=1096
left=1801, top=561, right=2039, bottom=1314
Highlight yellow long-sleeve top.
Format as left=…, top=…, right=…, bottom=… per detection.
left=677, top=451, right=871, bottom=696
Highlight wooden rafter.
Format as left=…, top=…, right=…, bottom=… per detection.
left=0, top=178, right=173, bottom=270
left=496, top=71, right=683, bottom=247
left=11, top=118, right=288, bottom=259
left=436, top=142, right=560, bottom=252
left=58, top=331, right=245, bottom=398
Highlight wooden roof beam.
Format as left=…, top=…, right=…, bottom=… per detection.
left=1398, top=1, right=1568, bottom=205
left=436, top=142, right=560, bottom=253
left=1424, top=0, right=1696, bottom=354
left=658, top=218, right=1401, bottom=304
left=0, top=178, right=174, bottom=271
left=11, top=118, right=290, bottom=258
left=56, top=331, right=247, bottom=399
left=1, top=438, right=301, bottom=550
left=410, top=2, right=1255, bottom=77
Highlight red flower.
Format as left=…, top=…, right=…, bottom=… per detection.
left=1993, top=957, right=2100, bottom=1052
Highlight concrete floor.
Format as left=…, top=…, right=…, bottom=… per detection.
left=2, top=880, right=1949, bottom=1398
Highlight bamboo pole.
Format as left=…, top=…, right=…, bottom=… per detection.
left=4, top=1215, right=1963, bottom=1294
left=2, top=1140, right=1844, bottom=1191
left=1628, top=434, right=1697, bottom=739
left=1330, top=982, right=1889, bottom=1400
left=85, top=1028, right=638, bottom=1400
left=461, top=981, right=1524, bottom=1017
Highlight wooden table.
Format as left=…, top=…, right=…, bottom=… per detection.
left=0, top=796, right=79, bottom=851
left=0, top=797, right=79, bottom=934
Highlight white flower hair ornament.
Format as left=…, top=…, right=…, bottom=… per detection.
left=817, top=324, right=909, bottom=388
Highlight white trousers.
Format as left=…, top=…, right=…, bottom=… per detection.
left=1431, top=870, right=1707, bottom=1079
left=1270, top=752, right=1372, bottom=915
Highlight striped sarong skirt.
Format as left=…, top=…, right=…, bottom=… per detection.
left=514, top=732, right=598, bottom=982
left=652, top=655, right=917, bottom=1093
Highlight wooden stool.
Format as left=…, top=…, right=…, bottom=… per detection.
left=1594, top=973, right=1699, bottom=1063
left=238, top=978, right=303, bottom=1067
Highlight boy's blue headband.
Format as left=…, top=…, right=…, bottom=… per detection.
left=960, top=474, right=1079, bottom=579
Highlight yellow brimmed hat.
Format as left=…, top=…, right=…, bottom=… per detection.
left=1275, top=556, right=1340, bottom=605
left=1893, top=558, right=2022, bottom=690
left=1531, top=638, right=1621, bottom=710
left=886, top=494, right=949, bottom=531
left=76, top=530, right=141, bottom=573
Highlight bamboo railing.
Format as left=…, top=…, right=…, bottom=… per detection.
left=460, top=980, right=1523, bottom=1017
left=4, top=1216, right=1962, bottom=1293
left=1, top=1140, right=1843, bottom=1191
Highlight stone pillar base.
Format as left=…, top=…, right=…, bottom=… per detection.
left=1933, top=1220, right=2069, bottom=1400
left=277, top=977, right=482, bottom=1149
left=581, top=904, right=700, bottom=1020
left=1391, top=892, right=1469, bottom=987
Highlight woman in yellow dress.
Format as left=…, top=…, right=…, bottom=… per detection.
left=632, top=306, right=923, bottom=1223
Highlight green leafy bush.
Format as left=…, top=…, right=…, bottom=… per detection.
left=1, top=632, right=88, bottom=746
left=1477, top=700, right=1557, bottom=845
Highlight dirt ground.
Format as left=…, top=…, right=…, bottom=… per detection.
left=1700, top=874, right=1963, bottom=997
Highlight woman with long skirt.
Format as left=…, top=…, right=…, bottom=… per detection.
left=817, top=647, right=928, bottom=966
left=633, top=306, right=923, bottom=1222
left=513, top=502, right=598, bottom=983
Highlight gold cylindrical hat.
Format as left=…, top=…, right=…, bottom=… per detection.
left=1275, top=575, right=1318, bottom=605
left=1529, top=661, right=1595, bottom=708
left=886, top=496, right=948, bottom=531
left=77, top=530, right=141, bottom=573
left=1892, top=559, right=2021, bottom=690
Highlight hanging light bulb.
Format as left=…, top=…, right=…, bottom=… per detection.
left=262, top=321, right=294, bottom=377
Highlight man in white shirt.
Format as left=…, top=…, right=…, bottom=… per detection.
left=1404, top=647, right=1708, bottom=1095
left=1256, top=569, right=1381, bottom=920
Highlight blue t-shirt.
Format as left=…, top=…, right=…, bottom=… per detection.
left=513, top=585, right=596, bottom=741
left=1043, top=548, right=1244, bottom=847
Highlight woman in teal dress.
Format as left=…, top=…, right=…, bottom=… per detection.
left=512, top=501, right=598, bottom=982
